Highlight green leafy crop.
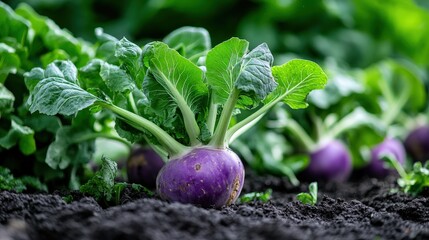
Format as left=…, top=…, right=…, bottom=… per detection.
left=238, top=189, right=272, bottom=203
left=80, top=156, right=153, bottom=205
left=26, top=32, right=327, bottom=159
left=297, top=182, right=318, bottom=205
left=383, top=154, right=429, bottom=196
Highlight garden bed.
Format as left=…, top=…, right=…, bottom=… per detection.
left=1, top=170, right=428, bottom=240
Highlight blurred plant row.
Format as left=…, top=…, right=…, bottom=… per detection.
left=1, top=0, right=428, bottom=193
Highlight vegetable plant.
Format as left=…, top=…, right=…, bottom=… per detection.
left=296, top=182, right=317, bottom=205
left=238, top=189, right=272, bottom=203
left=26, top=32, right=326, bottom=207
left=80, top=156, right=153, bottom=205
left=383, top=155, right=429, bottom=196
left=266, top=106, right=380, bottom=182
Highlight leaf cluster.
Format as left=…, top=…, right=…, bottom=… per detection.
left=0, top=166, right=47, bottom=192
left=238, top=189, right=272, bottom=203
left=296, top=182, right=318, bottom=206
left=80, top=156, right=153, bottom=205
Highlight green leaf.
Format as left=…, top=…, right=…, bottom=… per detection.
left=143, top=42, right=208, bottom=144
left=41, top=49, right=70, bottom=67
left=297, top=182, right=318, bottom=205
left=94, top=27, right=119, bottom=63
left=309, top=182, right=318, bottom=201
left=78, top=59, right=112, bottom=97
left=0, top=167, right=26, bottom=192
left=20, top=176, right=48, bottom=192
left=0, top=119, right=36, bottom=155
left=163, top=26, right=211, bottom=63
left=15, top=3, right=94, bottom=67
left=207, top=38, right=277, bottom=108
left=46, top=125, right=95, bottom=170
left=238, top=189, right=272, bottom=203
left=24, top=67, right=44, bottom=91
left=364, top=60, right=426, bottom=113
left=141, top=73, right=186, bottom=141
left=0, top=84, right=15, bottom=114
left=296, top=193, right=314, bottom=205
left=265, top=59, right=328, bottom=109
left=206, top=38, right=249, bottom=105
left=80, top=156, right=117, bottom=201
left=0, top=43, right=21, bottom=83
left=144, top=42, right=208, bottom=112
left=27, top=61, right=99, bottom=116
left=99, top=61, right=135, bottom=93
left=115, top=38, right=145, bottom=87
left=24, top=114, right=61, bottom=133
left=0, top=2, right=30, bottom=45
left=235, top=43, right=277, bottom=100
left=308, top=60, right=363, bottom=109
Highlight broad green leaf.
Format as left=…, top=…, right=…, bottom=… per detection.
left=41, top=49, right=70, bottom=67
left=24, top=67, right=44, bottom=91
left=27, top=61, right=99, bottom=115
left=115, top=38, right=142, bottom=67
left=0, top=84, right=14, bottom=114
left=100, top=61, right=134, bottom=93
left=94, top=28, right=119, bottom=64
left=235, top=43, right=277, bottom=102
left=297, top=182, right=318, bottom=205
left=206, top=37, right=249, bottom=105
left=115, top=38, right=145, bottom=87
left=265, top=59, right=328, bottom=109
left=80, top=156, right=117, bottom=201
left=46, top=126, right=95, bottom=169
left=0, top=43, right=21, bottom=83
left=143, top=42, right=207, bottom=143
left=15, top=3, right=94, bottom=67
left=78, top=59, right=113, bottom=99
left=163, top=26, right=211, bottom=63
left=144, top=42, right=208, bottom=111
left=24, top=114, right=61, bottom=133
left=141, top=72, right=191, bottom=144
left=207, top=38, right=276, bottom=108
left=296, top=193, right=313, bottom=205
left=364, top=60, right=426, bottom=112
left=0, top=167, right=26, bottom=192
left=308, top=60, right=363, bottom=109
left=0, top=119, right=36, bottom=155
left=0, top=2, right=30, bottom=45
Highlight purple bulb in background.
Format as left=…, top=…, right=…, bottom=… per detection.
left=127, top=146, right=165, bottom=188
left=304, top=140, right=352, bottom=182
left=367, top=138, right=405, bottom=178
left=404, top=125, right=429, bottom=162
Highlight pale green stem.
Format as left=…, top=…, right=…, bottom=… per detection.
left=207, top=95, right=218, bottom=135
left=99, top=102, right=188, bottom=157
left=283, top=118, right=316, bottom=152
left=157, top=71, right=201, bottom=146
left=227, top=113, right=265, bottom=144
left=127, top=92, right=139, bottom=114
left=209, top=89, right=239, bottom=148
left=73, top=132, right=132, bottom=150
left=381, top=89, right=410, bottom=127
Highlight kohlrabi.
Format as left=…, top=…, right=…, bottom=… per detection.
left=127, top=145, right=165, bottom=189
left=367, top=138, right=406, bottom=178
left=25, top=30, right=326, bottom=207
left=267, top=106, right=381, bottom=182
left=404, top=125, right=429, bottom=162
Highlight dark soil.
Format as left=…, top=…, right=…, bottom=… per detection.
left=1, top=170, right=429, bottom=240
